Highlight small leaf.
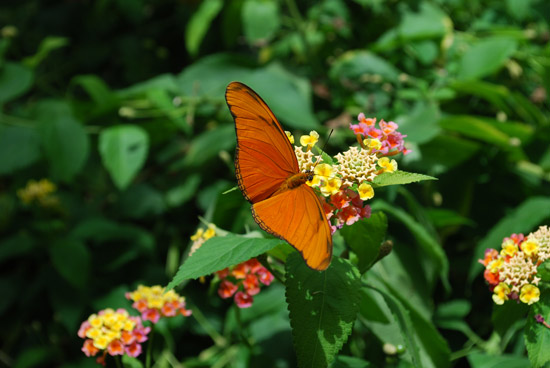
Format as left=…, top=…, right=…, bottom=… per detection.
left=185, top=0, right=224, bottom=57
left=0, top=125, right=41, bottom=174
left=331, top=355, right=372, bottom=368
left=395, top=101, right=441, bottom=144
left=49, top=238, right=91, bottom=289
left=372, top=170, right=437, bottom=187
left=525, top=285, right=550, bottom=368
left=457, top=37, right=518, bottom=81
left=329, top=50, right=400, bottom=82
left=242, top=0, right=281, bottom=44
left=167, top=236, right=282, bottom=289
left=40, top=116, right=90, bottom=182
left=341, top=212, right=388, bottom=273
left=99, top=125, right=149, bottom=190
left=469, top=197, right=550, bottom=281
left=22, top=36, right=69, bottom=68
left=165, top=174, right=201, bottom=207
left=285, top=254, right=361, bottom=368
left=467, top=352, right=531, bottom=368
left=438, top=115, right=513, bottom=149
left=0, top=62, right=33, bottom=104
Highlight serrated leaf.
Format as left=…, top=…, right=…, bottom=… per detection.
left=285, top=253, right=361, bottom=368
left=341, top=212, right=388, bottom=273
left=167, top=236, right=282, bottom=289
left=99, top=125, right=149, bottom=190
left=469, top=197, right=550, bottom=282
left=372, top=170, right=437, bottom=187
left=525, top=285, right=550, bottom=368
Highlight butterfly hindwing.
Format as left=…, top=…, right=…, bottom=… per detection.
left=251, top=185, right=332, bottom=270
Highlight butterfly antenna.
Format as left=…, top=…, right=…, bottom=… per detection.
left=312, top=129, right=334, bottom=171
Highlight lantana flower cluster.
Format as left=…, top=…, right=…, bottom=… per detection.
left=216, top=258, right=274, bottom=308
left=17, top=178, right=58, bottom=207
left=479, top=225, right=550, bottom=305
left=287, top=114, right=410, bottom=233
left=126, top=285, right=192, bottom=323
left=77, top=308, right=150, bottom=365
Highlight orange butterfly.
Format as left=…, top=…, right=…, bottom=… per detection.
left=225, top=82, right=332, bottom=271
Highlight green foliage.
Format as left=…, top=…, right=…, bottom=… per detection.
left=285, top=253, right=361, bottom=368
left=1, top=0, right=549, bottom=366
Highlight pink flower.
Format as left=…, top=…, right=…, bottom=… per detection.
left=133, top=326, right=151, bottom=343
left=245, top=258, right=262, bottom=273
left=77, top=321, right=91, bottom=339
left=125, top=342, right=142, bottom=358
left=161, top=301, right=177, bottom=317
left=218, top=280, right=238, bottom=299
left=82, top=339, right=99, bottom=357
left=142, top=308, right=161, bottom=323
left=257, top=268, right=274, bottom=285
left=380, top=120, right=398, bottom=135
left=216, top=268, right=230, bottom=279
left=132, top=299, right=148, bottom=313
left=234, top=291, right=253, bottom=308
left=243, top=274, right=260, bottom=296
left=107, top=340, right=124, bottom=356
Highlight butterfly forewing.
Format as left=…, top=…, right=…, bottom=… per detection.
left=226, top=82, right=299, bottom=203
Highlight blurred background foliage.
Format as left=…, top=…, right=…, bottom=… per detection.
left=1, top=0, right=549, bottom=367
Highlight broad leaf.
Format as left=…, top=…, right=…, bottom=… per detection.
left=467, top=352, right=530, bottom=368
left=341, top=212, right=388, bottom=273
left=99, top=125, right=149, bottom=190
left=0, top=125, right=41, bottom=174
left=49, top=237, right=91, bottom=289
left=372, top=170, right=437, bottom=187
left=469, top=197, right=550, bottom=281
left=242, top=0, right=281, bottom=44
left=285, top=253, right=361, bottom=368
left=167, top=235, right=282, bottom=289
left=40, top=116, right=90, bottom=182
left=0, top=62, right=33, bottom=103
left=457, top=37, right=517, bottom=80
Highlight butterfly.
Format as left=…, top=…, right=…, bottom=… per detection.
left=225, top=81, right=332, bottom=271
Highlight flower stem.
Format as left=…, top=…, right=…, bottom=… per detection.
left=146, top=326, right=155, bottom=368
left=115, top=356, right=123, bottom=368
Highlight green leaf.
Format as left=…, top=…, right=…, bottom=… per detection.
left=49, top=237, right=91, bottom=289
left=372, top=200, right=449, bottom=290
left=71, top=75, right=118, bottom=109
left=340, top=212, right=388, bottom=273
left=331, top=355, right=372, bottom=368
left=467, top=352, right=531, bottom=368
left=438, top=115, right=514, bottom=149
left=13, top=347, right=56, bottom=368
left=426, top=209, right=475, bottom=228
left=525, top=287, right=550, bottom=368
left=372, top=170, right=437, bottom=187
left=122, top=354, right=145, bottom=368
left=165, top=174, right=201, bottom=207
left=329, top=50, right=400, bottom=82
left=469, top=197, right=550, bottom=281
left=185, top=0, right=224, bottom=57
left=0, top=125, right=41, bottom=174
left=457, top=37, right=518, bottom=80
left=40, top=116, right=90, bottom=182
left=285, top=254, right=361, bottom=368
left=395, top=101, right=441, bottom=144
left=398, top=3, right=447, bottom=40
left=0, top=62, right=34, bottom=104
left=181, top=124, right=235, bottom=168
left=413, top=134, right=480, bottom=175
left=22, top=36, right=69, bottom=68
left=242, top=0, right=281, bottom=44
left=370, top=286, right=421, bottom=368
left=167, top=235, right=282, bottom=289
left=99, top=125, right=149, bottom=190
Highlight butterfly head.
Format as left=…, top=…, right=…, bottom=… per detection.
left=304, top=170, right=314, bottom=183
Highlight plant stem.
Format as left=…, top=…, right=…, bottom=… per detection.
left=146, top=326, right=155, bottom=368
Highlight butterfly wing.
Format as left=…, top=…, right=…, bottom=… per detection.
left=251, top=184, right=333, bottom=270
left=226, top=81, right=332, bottom=270
left=226, top=81, right=299, bottom=203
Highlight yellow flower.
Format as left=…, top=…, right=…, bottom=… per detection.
left=492, top=283, right=510, bottom=305
left=285, top=131, right=294, bottom=144
left=300, top=131, right=319, bottom=149
left=500, top=240, right=518, bottom=257
left=86, top=327, right=101, bottom=339
left=363, top=138, right=382, bottom=151
left=88, top=314, right=102, bottom=328
left=358, top=182, right=374, bottom=200
left=487, top=258, right=504, bottom=273
left=522, top=239, right=539, bottom=257
left=204, top=225, right=216, bottom=240
left=378, top=157, right=398, bottom=173
left=520, top=284, right=540, bottom=305
left=314, top=163, right=334, bottom=179
left=17, top=178, right=57, bottom=205
left=93, top=334, right=110, bottom=350
left=190, top=228, right=204, bottom=241
left=320, top=177, right=342, bottom=196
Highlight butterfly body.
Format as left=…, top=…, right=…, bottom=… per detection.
left=226, top=82, right=332, bottom=271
